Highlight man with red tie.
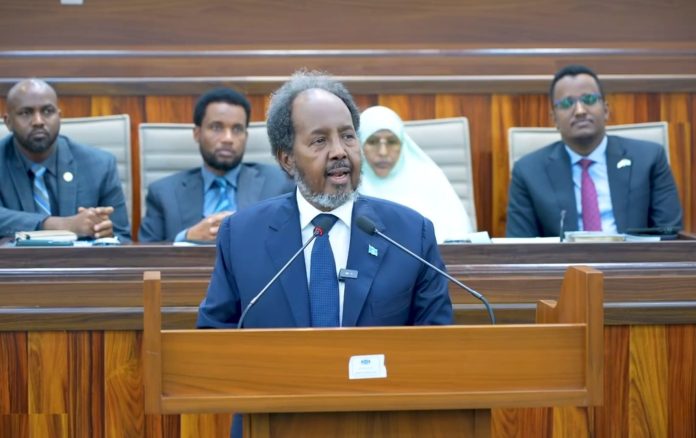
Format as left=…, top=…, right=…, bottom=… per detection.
left=506, top=64, right=682, bottom=237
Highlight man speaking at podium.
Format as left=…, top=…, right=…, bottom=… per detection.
left=197, top=71, right=453, bottom=330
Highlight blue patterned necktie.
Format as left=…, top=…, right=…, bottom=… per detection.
left=309, top=214, right=339, bottom=327
left=30, top=164, right=52, bottom=215
left=213, top=177, right=234, bottom=213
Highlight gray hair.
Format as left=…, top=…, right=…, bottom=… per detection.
left=266, top=70, right=361, bottom=157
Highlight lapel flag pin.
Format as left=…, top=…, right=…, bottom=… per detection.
left=63, top=171, right=74, bottom=182
left=617, top=158, right=632, bottom=169
left=368, top=245, right=378, bottom=257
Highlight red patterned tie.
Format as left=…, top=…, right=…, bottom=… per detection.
left=579, top=158, right=602, bottom=231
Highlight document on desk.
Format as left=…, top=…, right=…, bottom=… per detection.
left=491, top=237, right=561, bottom=244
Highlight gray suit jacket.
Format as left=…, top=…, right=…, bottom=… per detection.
left=0, top=134, right=131, bottom=239
left=138, top=163, right=294, bottom=242
left=506, top=135, right=683, bottom=237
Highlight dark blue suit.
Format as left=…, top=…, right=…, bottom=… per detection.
left=506, top=135, right=683, bottom=237
left=197, top=193, right=453, bottom=329
left=139, top=164, right=294, bottom=242
left=0, top=134, right=130, bottom=239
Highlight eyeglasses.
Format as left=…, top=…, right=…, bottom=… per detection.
left=553, top=93, right=603, bottom=110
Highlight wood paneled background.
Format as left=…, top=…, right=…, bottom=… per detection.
left=0, top=0, right=694, bottom=237
left=0, top=92, right=692, bottom=238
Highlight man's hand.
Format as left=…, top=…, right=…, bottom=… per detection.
left=43, top=206, right=115, bottom=238
left=185, top=211, right=233, bottom=242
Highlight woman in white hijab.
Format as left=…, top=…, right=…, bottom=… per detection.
left=358, top=106, right=474, bottom=243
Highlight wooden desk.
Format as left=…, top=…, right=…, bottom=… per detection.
left=1, top=243, right=695, bottom=437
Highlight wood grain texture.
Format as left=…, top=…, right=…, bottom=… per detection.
left=667, top=324, right=696, bottom=438
left=104, top=331, right=144, bottom=438
left=0, top=332, right=27, bottom=414
left=28, top=332, right=68, bottom=415
left=629, top=325, right=668, bottom=438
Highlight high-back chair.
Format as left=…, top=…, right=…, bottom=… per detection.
left=0, top=114, right=133, bottom=214
left=137, top=121, right=272, bottom=214
left=508, top=121, right=670, bottom=170
left=139, top=117, right=476, bottom=229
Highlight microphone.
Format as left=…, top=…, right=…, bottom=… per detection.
left=559, top=209, right=567, bottom=242
left=237, top=215, right=335, bottom=329
left=356, top=216, right=495, bottom=324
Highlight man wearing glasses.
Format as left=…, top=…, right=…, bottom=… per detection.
left=139, top=88, right=294, bottom=242
left=506, top=64, right=682, bottom=237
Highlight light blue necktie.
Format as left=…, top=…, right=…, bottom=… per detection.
left=30, top=164, right=51, bottom=215
left=213, top=177, right=234, bottom=213
left=309, top=214, right=339, bottom=327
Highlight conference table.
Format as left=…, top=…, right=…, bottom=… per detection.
left=1, top=239, right=695, bottom=437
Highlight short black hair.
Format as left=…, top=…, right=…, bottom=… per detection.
left=193, top=87, right=251, bottom=127
left=549, top=64, right=605, bottom=101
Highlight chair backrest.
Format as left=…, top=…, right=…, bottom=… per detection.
left=0, top=115, right=133, bottom=214
left=508, top=121, right=670, bottom=170
left=138, top=121, right=273, bottom=213
left=139, top=118, right=476, bottom=228
left=403, top=117, right=476, bottom=230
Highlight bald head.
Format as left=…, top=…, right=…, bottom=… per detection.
left=4, top=79, right=61, bottom=161
left=7, top=79, right=57, bottom=110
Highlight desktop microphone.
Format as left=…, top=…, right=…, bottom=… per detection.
left=355, top=216, right=495, bottom=324
left=237, top=215, right=335, bottom=329
left=559, top=209, right=567, bottom=242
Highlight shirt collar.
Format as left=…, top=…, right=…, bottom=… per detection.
left=201, top=164, right=241, bottom=191
left=296, top=188, right=354, bottom=231
left=14, top=139, right=58, bottom=176
left=564, top=135, right=608, bottom=166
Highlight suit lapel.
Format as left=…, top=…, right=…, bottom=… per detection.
left=265, top=195, right=311, bottom=327
left=236, top=164, right=263, bottom=210
left=606, top=137, right=630, bottom=232
left=55, top=139, right=77, bottom=216
left=545, top=142, right=579, bottom=231
left=5, top=140, right=35, bottom=212
left=176, top=170, right=205, bottom=230
left=342, top=199, right=389, bottom=327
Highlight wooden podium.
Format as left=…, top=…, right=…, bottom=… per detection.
left=143, top=266, right=603, bottom=438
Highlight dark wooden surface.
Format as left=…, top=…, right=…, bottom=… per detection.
left=1, top=240, right=695, bottom=269
left=1, top=244, right=695, bottom=437
left=1, top=0, right=695, bottom=93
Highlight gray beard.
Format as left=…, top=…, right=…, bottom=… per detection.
left=294, top=170, right=359, bottom=210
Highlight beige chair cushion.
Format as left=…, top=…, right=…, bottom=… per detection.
left=139, top=117, right=476, bottom=229
left=508, top=121, right=670, bottom=170
left=0, top=115, right=132, bottom=214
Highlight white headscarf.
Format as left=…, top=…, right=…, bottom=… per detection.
left=358, top=106, right=474, bottom=242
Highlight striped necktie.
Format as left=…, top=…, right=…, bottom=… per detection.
left=213, top=177, right=233, bottom=213
left=309, top=214, right=339, bottom=327
left=30, top=164, right=52, bottom=215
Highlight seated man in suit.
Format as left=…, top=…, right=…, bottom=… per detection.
left=506, top=64, right=682, bottom=237
left=0, top=79, right=130, bottom=240
left=139, top=88, right=294, bottom=242
left=197, top=71, right=453, bottom=329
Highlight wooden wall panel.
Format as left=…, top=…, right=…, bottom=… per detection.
left=595, top=325, right=630, bottom=438
left=28, top=332, right=68, bottom=415
left=2, top=323, right=696, bottom=436
left=2, top=0, right=694, bottom=48
left=0, top=332, right=27, bottom=415
left=2, top=90, right=694, bottom=236
left=667, top=325, right=696, bottom=438
left=629, top=325, right=668, bottom=438
left=104, top=331, right=144, bottom=438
